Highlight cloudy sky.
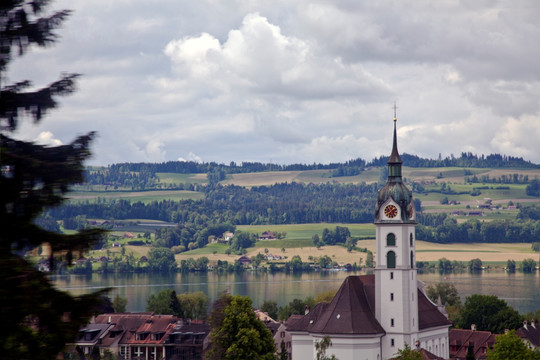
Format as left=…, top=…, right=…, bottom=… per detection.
left=10, top=0, right=540, bottom=166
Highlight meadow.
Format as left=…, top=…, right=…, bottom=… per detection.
left=67, top=190, right=203, bottom=203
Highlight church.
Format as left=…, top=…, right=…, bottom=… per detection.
left=287, top=115, right=452, bottom=360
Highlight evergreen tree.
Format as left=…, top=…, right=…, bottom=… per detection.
left=277, top=339, right=289, bottom=360
left=466, top=344, right=476, bottom=360
left=207, top=295, right=275, bottom=360
left=146, top=288, right=181, bottom=316
left=112, top=295, right=128, bottom=313
left=0, top=2, right=106, bottom=359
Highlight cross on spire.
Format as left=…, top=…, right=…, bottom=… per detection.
left=393, top=102, right=398, bottom=122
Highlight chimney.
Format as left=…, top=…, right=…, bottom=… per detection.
left=523, top=320, right=528, bottom=330
left=471, top=324, right=476, bottom=331
left=305, top=304, right=310, bottom=315
left=108, top=316, right=111, bottom=324
left=531, top=319, right=536, bottom=329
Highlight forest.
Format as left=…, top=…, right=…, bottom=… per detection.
left=83, top=152, right=539, bottom=189
left=49, top=182, right=381, bottom=225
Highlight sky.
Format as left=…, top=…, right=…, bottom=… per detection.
left=9, top=0, right=540, bottom=166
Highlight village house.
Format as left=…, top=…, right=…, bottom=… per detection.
left=256, top=310, right=293, bottom=359
left=68, top=313, right=210, bottom=360
left=517, top=320, right=540, bottom=349
left=448, top=328, right=496, bottom=360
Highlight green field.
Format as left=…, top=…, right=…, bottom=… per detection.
left=238, top=223, right=375, bottom=241
left=67, top=190, right=204, bottom=203
left=182, top=243, right=230, bottom=255
left=156, top=172, right=208, bottom=185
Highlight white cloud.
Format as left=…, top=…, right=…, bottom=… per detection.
left=34, top=131, right=63, bottom=146
left=7, top=1, right=540, bottom=165
left=491, top=115, right=540, bottom=160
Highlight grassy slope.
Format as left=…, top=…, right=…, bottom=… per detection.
left=72, top=166, right=540, bottom=264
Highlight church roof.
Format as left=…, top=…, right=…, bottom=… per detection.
left=418, top=289, right=453, bottom=330
left=287, top=275, right=451, bottom=336
left=388, top=118, right=402, bottom=165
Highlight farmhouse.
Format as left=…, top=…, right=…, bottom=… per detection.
left=259, top=231, right=276, bottom=240
left=287, top=115, right=451, bottom=359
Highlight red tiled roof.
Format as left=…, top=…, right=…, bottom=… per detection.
left=449, top=329, right=496, bottom=360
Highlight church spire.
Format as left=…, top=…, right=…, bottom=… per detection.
left=388, top=108, right=402, bottom=180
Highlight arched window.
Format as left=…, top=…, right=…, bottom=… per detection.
left=410, top=250, right=414, bottom=268
left=386, top=233, right=396, bottom=246
left=387, top=251, right=396, bottom=268
left=410, top=233, right=413, bottom=246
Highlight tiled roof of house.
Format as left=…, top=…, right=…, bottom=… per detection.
left=517, top=321, right=540, bottom=347
left=449, top=329, right=496, bottom=360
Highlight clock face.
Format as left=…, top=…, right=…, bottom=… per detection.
left=384, top=205, right=398, bottom=218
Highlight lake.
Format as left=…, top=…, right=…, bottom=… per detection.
left=50, top=270, right=540, bottom=315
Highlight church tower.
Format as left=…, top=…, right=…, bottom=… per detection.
left=374, top=114, right=418, bottom=358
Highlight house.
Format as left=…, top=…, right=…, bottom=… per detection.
left=448, top=328, right=496, bottom=360
left=237, top=255, right=252, bottom=267
left=259, top=231, right=276, bottom=240
left=268, top=322, right=293, bottom=359
left=256, top=310, right=293, bottom=360
left=286, top=117, right=451, bottom=360
left=74, top=323, right=114, bottom=357
left=468, top=211, right=483, bottom=216
left=255, top=310, right=276, bottom=323
left=223, top=231, right=234, bottom=241
left=516, top=320, right=540, bottom=349
left=123, top=232, right=134, bottom=238
left=165, top=320, right=210, bottom=360
left=68, top=313, right=210, bottom=360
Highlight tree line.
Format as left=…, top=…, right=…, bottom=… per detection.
left=88, top=152, right=539, bottom=183
left=370, top=152, right=539, bottom=169
left=47, top=182, right=379, bottom=225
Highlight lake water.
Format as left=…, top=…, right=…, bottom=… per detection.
left=50, top=270, right=540, bottom=315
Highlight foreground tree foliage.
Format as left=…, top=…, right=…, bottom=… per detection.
left=315, top=336, right=338, bottom=360
left=207, top=294, right=275, bottom=360
left=0, top=1, right=106, bottom=359
left=393, top=343, right=422, bottom=360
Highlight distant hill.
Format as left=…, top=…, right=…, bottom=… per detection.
left=84, top=152, right=539, bottom=189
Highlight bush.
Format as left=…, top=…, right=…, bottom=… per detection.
left=127, top=240, right=145, bottom=246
